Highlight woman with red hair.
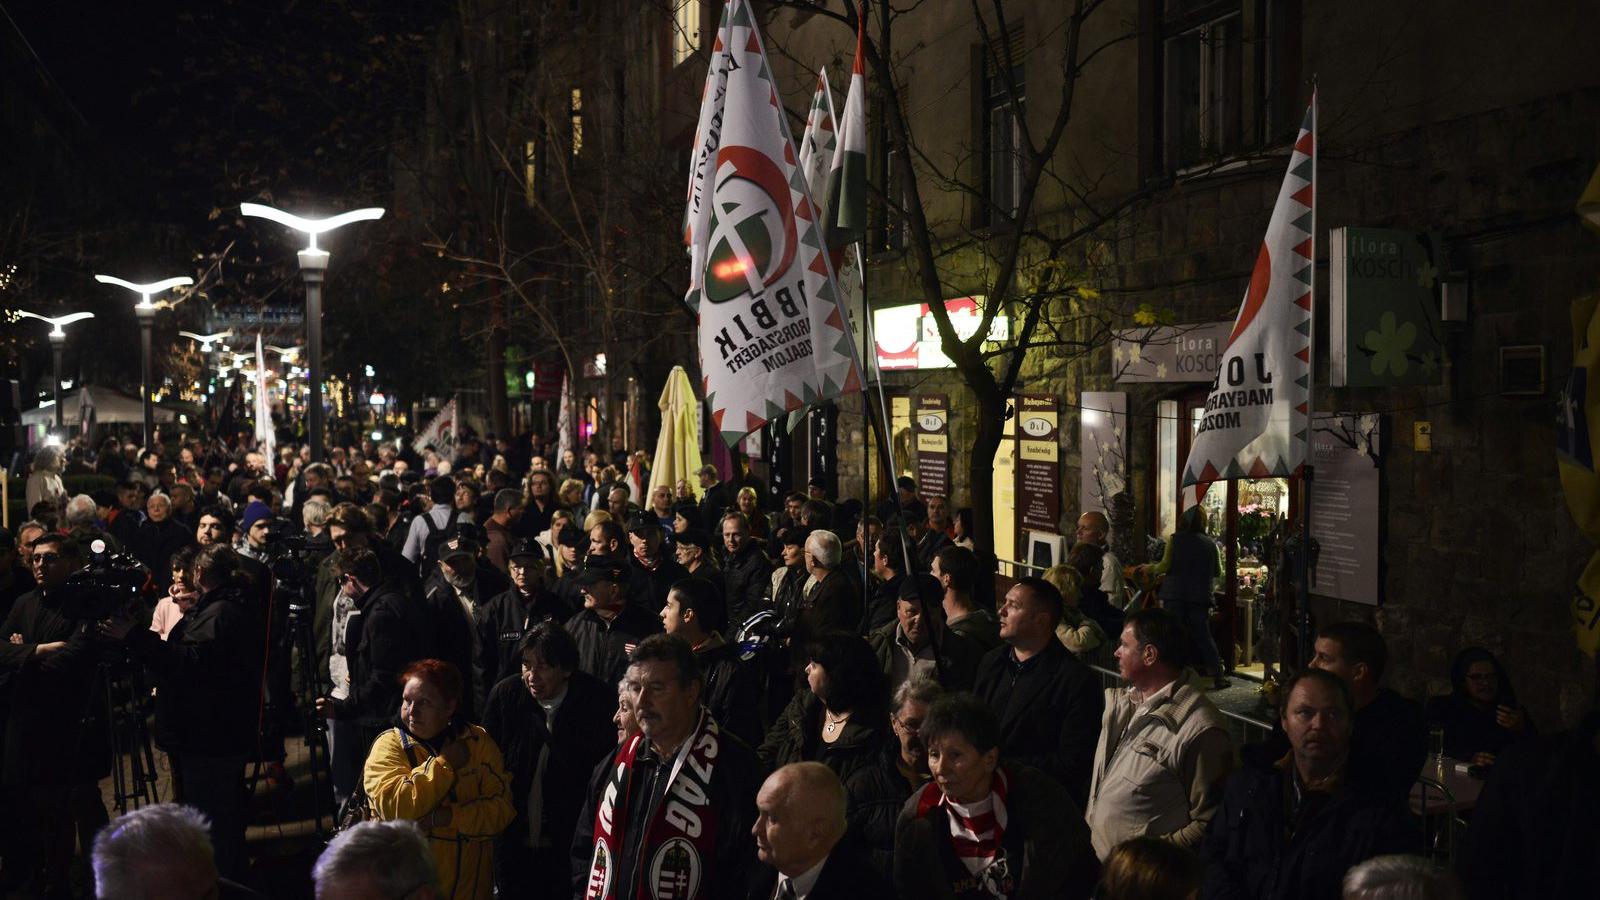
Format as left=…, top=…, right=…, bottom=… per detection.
left=362, top=659, right=513, bottom=900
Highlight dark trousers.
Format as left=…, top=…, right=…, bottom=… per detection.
left=181, top=753, right=249, bottom=879
left=495, top=840, right=570, bottom=900
left=1164, top=599, right=1225, bottom=676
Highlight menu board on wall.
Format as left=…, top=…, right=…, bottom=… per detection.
left=915, top=394, right=951, bottom=500
left=1310, top=413, right=1383, bottom=605
left=1015, top=393, right=1061, bottom=534
left=993, top=413, right=1017, bottom=568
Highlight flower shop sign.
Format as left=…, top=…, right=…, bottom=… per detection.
left=1329, top=227, right=1446, bottom=387
left=1112, top=321, right=1232, bottom=383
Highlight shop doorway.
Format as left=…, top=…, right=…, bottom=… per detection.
left=1153, top=394, right=1297, bottom=680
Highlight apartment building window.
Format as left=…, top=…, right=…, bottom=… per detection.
left=871, top=92, right=908, bottom=252
left=673, top=0, right=701, bottom=66
left=1161, top=2, right=1242, bottom=170
left=978, top=29, right=1025, bottom=227
left=570, top=88, right=583, bottom=157
left=523, top=135, right=541, bottom=207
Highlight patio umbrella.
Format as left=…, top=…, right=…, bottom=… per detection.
left=648, top=366, right=704, bottom=500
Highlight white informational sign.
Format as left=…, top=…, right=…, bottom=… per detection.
left=1310, top=413, right=1382, bottom=605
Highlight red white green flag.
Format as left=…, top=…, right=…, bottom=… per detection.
left=826, top=4, right=868, bottom=248
left=684, top=0, right=862, bottom=447
left=1182, top=95, right=1317, bottom=488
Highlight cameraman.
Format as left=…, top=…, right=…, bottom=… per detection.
left=314, top=548, right=433, bottom=804
left=104, top=544, right=265, bottom=880
left=313, top=503, right=419, bottom=693
left=0, top=533, right=111, bottom=897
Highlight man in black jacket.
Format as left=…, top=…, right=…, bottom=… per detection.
left=972, top=576, right=1103, bottom=808
left=112, top=544, right=265, bottom=880
left=571, top=635, right=761, bottom=900
left=868, top=573, right=984, bottom=695
left=314, top=548, right=434, bottom=801
left=661, top=576, right=761, bottom=746
left=475, top=539, right=575, bottom=697
left=697, top=465, right=736, bottom=538
left=626, top=512, right=689, bottom=616
left=719, top=512, right=772, bottom=633
left=1200, top=669, right=1416, bottom=900
left=750, top=762, right=890, bottom=900
left=482, top=621, right=616, bottom=900
left=861, top=531, right=909, bottom=634
left=1, top=534, right=111, bottom=897
left=420, top=532, right=505, bottom=718
left=564, top=554, right=662, bottom=687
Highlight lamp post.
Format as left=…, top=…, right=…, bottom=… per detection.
left=17, top=311, right=95, bottom=430
left=239, top=203, right=384, bottom=462
left=93, top=275, right=193, bottom=448
left=179, top=330, right=233, bottom=421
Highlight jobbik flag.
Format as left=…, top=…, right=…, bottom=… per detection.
left=413, top=397, right=457, bottom=456
left=1182, top=95, right=1317, bottom=489
left=684, top=0, right=862, bottom=447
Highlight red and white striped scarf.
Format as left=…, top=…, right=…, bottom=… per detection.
left=917, top=769, right=1010, bottom=875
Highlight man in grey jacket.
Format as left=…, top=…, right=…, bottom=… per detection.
left=1085, top=607, right=1234, bottom=859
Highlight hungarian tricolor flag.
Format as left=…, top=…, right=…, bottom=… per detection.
left=683, top=0, right=861, bottom=447
left=1182, top=95, right=1317, bottom=488
left=826, top=3, right=868, bottom=249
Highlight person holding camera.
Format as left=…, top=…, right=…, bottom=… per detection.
left=316, top=547, right=435, bottom=805
left=0, top=532, right=112, bottom=898
left=103, top=543, right=267, bottom=881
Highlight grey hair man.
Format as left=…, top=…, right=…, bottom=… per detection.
left=802, top=529, right=863, bottom=637
left=1343, top=855, right=1463, bottom=900
left=64, top=493, right=98, bottom=529
left=91, top=803, right=263, bottom=900
left=312, top=819, right=440, bottom=900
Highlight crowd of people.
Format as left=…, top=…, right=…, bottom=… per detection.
left=1, top=428, right=1594, bottom=900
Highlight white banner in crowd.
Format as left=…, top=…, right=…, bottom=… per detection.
left=413, top=396, right=457, bottom=456
left=683, top=0, right=860, bottom=447
left=1183, top=95, right=1317, bottom=488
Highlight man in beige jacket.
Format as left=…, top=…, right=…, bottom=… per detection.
left=1085, top=607, right=1235, bottom=859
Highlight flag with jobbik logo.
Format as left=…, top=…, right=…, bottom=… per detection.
left=683, top=0, right=862, bottom=448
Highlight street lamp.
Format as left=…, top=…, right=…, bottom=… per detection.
left=239, top=202, right=384, bottom=462
left=180, top=330, right=233, bottom=418
left=17, top=310, right=95, bottom=430
left=93, top=275, right=193, bottom=447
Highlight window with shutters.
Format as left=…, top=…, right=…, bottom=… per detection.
left=977, top=27, right=1025, bottom=227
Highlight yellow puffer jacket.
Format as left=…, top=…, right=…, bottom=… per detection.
left=363, top=724, right=515, bottom=900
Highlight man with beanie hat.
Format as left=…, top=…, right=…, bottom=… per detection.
left=236, top=501, right=274, bottom=563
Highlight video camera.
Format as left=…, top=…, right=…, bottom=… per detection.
left=259, top=517, right=323, bottom=615
left=55, top=539, right=153, bottom=620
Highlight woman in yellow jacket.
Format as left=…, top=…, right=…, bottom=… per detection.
left=363, top=659, right=514, bottom=900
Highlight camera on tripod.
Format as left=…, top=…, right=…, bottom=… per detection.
left=56, top=539, right=152, bottom=620
left=260, top=518, right=321, bottom=611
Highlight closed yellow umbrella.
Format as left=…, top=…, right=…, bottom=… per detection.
left=648, top=366, right=705, bottom=500
left=1580, top=161, right=1600, bottom=235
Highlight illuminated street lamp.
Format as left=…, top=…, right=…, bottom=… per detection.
left=94, top=274, right=193, bottom=446
left=180, top=330, right=233, bottom=415
left=17, top=310, right=95, bottom=429
left=239, top=202, right=384, bottom=461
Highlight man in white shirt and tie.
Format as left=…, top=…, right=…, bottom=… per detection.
left=751, top=762, right=889, bottom=900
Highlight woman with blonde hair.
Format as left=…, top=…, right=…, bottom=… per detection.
left=1043, top=564, right=1108, bottom=654
left=556, top=478, right=586, bottom=517
left=736, top=486, right=769, bottom=542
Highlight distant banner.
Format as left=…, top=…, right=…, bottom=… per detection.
left=1015, top=394, right=1061, bottom=534
left=914, top=394, right=950, bottom=501
left=414, top=397, right=457, bottom=455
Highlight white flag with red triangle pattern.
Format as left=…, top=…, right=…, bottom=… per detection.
left=1182, top=95, right=1316, bottom=488
left=683, top=0, right=862, bottom=448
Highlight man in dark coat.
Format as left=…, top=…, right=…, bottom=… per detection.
left=697, top=465, right=736, bottom=540
left=972, top=577, right=1103, bottom=808
left=563, top=554, right=662, bottom=687
left=1458, top=708, right=1600, bottom=900
left=719, top=511, right=772, bottom=633
left=862, top=531, right=908, bottom=634
left=482, top=622, right=617, bottom=900
left=0, top=533, right=111, bottom=896
left=314, top=548, right=434, bottom=797
left=626, top=512, right=689, bottom=616
left=749, top=762, right=890, bottom=900
left=475, top=539, right=575, bottom=697
left=1200, top=669, right=1416, bottom=900
left=869, top=574, right=984, bottom=695
left=134, top=492, right=195, bottom=590
left=420, top=532, right=505, bottom=718
left=661, top=576, right=762, bottom=747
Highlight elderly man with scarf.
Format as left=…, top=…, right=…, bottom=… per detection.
left=571, top=634, right=761, bottom=900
